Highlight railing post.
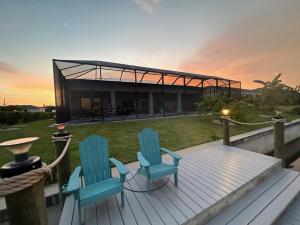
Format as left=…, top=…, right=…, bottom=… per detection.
left=272, top=116, right=286, bottom=167
left=223, top=117, right=230, bottom=146
left=0, top=137, right=48, bottom=225
left=6, top=178, right=48, bottom=225
left=221, top=109, right=231, bottom=146
left=52, top=124, right=71, bottom=207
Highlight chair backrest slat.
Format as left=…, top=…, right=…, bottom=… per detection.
left=79, top=135, right=111, bottom=185
left=138, top=128, right=162, bottom=165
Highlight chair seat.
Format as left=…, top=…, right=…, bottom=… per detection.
left=79, top=177, right=122, bottom=206
left=142, top=163, right=177, bottom=180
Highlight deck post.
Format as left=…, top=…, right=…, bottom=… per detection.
left=273, top=116, right=286, bottom=167
left=52, top=130, right=71, bottom=207
left=5, top=178, right=48, bottom=225
left=223, top=117, right=230, bottom=146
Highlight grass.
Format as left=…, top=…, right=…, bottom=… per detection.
left=0, top=105, right=299, bottom=180
left=278, top=105, right=300, bottom=120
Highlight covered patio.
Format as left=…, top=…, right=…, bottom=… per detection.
left=53, top=60, right=241, bottom=123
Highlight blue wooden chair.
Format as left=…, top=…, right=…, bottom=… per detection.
left=63, top=135, right=128, bottom=225
left=137, top=128, right=182, bottom=191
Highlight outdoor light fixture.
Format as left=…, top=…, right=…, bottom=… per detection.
left=274, top=111, right=284, bottom=119
left=56, top=123, right=66, bottom=131
left=272, top=111, right=286, bottom=123
left=53, top=123, right=70, bottom=137
left=0, top=137, right=42, bottom=178
left=221, top=109, right=230, bottom=117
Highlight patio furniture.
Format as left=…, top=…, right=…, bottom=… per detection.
left=63, top=135, right=128, bottom=225
left=137, top=128, right=182, bottom=191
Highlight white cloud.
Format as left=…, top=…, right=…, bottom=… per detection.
left=134, top=0, right=161, bottom=13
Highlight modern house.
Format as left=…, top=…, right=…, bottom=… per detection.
left=53, top=59, right=241, bottom=123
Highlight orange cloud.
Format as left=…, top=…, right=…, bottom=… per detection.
left=180, top=1, right=300, bottom=89
left=0, top=62, right=54, bottom=106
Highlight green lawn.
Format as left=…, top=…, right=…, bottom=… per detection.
left=0, top=106, right=299, bottom=173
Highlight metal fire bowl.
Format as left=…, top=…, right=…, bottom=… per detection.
left=0, top=137, right=39, bottom=155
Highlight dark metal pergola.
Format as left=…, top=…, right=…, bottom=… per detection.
left=53, top=59, right=241, bottom=123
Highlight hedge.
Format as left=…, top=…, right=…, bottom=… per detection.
left=0, top=112, right=54, bottom=125
left=293, top=106, right=300, bottom=115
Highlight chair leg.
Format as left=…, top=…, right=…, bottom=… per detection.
left=121, top=191, right=125, bottom=207
left=147, top=179, right=151, bottom=191
left=174, top=173, right=178, bottom=186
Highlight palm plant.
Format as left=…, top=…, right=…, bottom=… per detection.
left=254, top=74, right=300, bottom=111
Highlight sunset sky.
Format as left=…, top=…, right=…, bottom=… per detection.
left=0, top=0, right=299, bottom=106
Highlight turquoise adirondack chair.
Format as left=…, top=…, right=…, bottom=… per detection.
left=63, top=135, right=129, bottom=224
left=137, top=128, right=182, bottom=191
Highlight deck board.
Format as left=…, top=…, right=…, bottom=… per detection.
left=59, top=145, right=281, bottom=225
left=205, top=169, right=289, bottom=225
left=206, top=169, right=300, bottom=225
left=96, top=200, right=110, bottom=225
left=278, top=194, right=300, bottom=225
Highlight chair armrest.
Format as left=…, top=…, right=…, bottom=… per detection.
left=160, top=148, right=182, bottom=160
left=62, top=166, right=82, bottom=194
left=110, top=158, right=129, bottom=176
left=137, top=151, right=150, bottom=167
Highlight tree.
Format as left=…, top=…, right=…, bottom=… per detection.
left=254, top=74, right=300, bottom=111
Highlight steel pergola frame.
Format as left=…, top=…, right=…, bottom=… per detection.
left=53, top=59, right=241, bottom=123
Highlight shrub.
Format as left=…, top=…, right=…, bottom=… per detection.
left=21, top=112, right=54, bottom=122
left=0, top=112, right=7, bottom=125
left=209, top=129, right=220, bottom=141
left=223, top=100, right=249, bottom=122
left=197, top=95, right=232, bottom=114
left=293, top=106, right=300, bottom=115
left=5, top=112, right=20, bottom=125
left=21, top=112, right=39, bottom=122
left=0, top=111, right=54, bottom=125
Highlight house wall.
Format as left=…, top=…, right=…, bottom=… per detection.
left=66, top=79, right=204, bottom=120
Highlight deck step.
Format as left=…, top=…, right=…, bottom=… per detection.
left=277, top=195, right=300, bottom=225
left=205, top=169, right=300, bottom=225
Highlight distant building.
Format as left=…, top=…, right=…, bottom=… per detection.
left=20, top=105, right=46, bottom=112
left=53, top=60, right=241, bottom=123
left=241, top=89, right=261, bottom=97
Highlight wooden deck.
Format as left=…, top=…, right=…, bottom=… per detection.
left=59, top=145, right=282, bottom=225
left=206, top=169, right=300, bottom=225
left=277, top=195, right=300, bottom=225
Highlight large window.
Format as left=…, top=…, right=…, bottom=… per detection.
left=80, top=98, right=92, bottom=113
